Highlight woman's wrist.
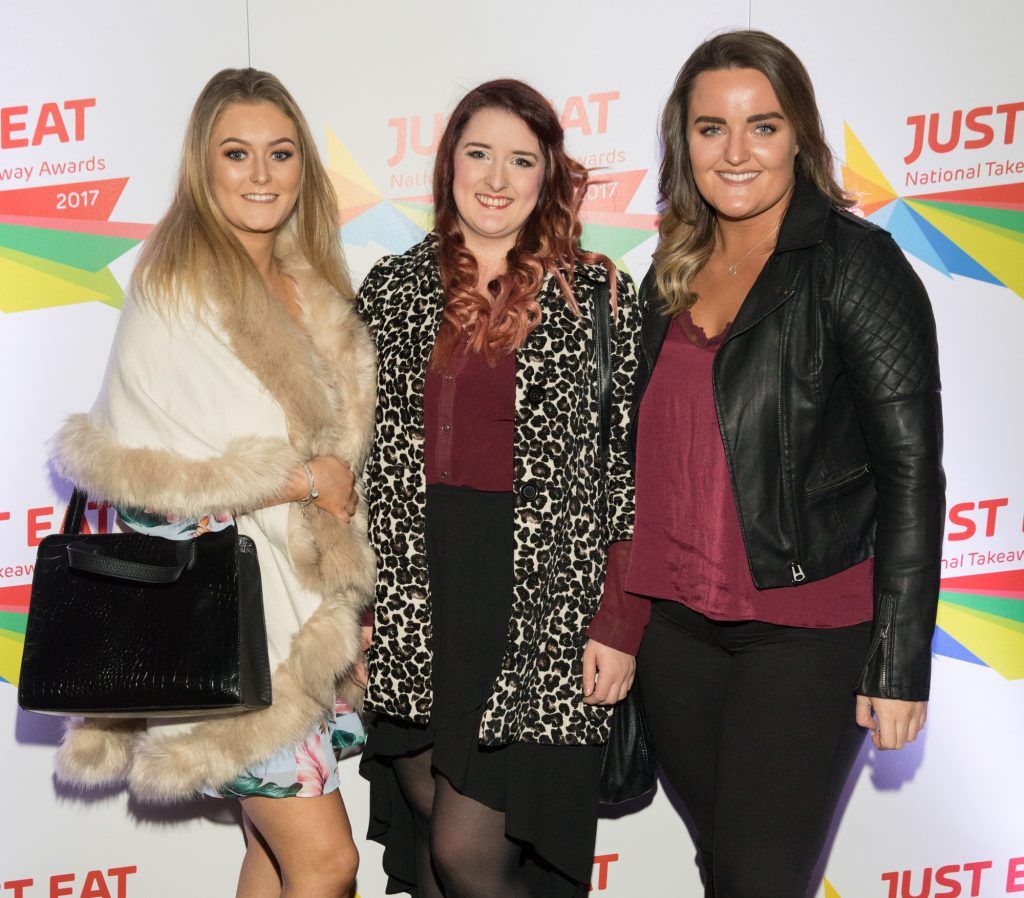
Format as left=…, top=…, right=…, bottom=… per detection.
left=296, top=460, right=318, bottom=506
left=284, top=459, right=315, bottom=504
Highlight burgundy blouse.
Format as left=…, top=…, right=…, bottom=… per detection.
left=423, top=340, right=516, bottom=490
left=622, top=309, right=874, bottom=631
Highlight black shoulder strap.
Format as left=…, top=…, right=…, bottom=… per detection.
left=592, top=278, right=612, bottom=458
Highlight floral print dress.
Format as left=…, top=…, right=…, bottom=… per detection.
left=118, top=506, right=367, bottom=799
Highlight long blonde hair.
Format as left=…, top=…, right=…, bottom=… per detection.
left=654, top=31, right=851, bottom=316
left=131, top=68, right=353, bottom=312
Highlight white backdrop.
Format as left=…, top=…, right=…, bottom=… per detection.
left=2, top=3, right=1022, bottom=896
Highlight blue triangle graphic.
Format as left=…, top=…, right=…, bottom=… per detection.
left=871, top=200, right=951, bottom=277
left=932, top=626, right=987, bottom=668
left=342, top=202, right=426, bottom=252
left=902, top=202, right=1003, bottom=285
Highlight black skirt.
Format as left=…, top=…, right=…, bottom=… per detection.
left=361, top=484, right=602, bottom=897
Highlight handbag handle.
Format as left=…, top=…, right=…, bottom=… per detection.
left=61, top=488, right=90, bottom=535
left=66, top=539, right=197, bottom=584
left=61, top=488, right=196, bottom=583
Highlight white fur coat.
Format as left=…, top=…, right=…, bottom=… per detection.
left=50, top=237, right=376, bottom=802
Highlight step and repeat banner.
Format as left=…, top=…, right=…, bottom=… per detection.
left=2, top=2, right=1021, bottom=896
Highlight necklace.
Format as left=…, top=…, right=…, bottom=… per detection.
left=720, top=223, right=781, bottom=276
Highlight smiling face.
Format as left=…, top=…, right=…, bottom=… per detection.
left=208, top=101, right=301, bottom=253
left=451, top=107, right=545, bottom=258
left=687, top=67, right=799, bottom=223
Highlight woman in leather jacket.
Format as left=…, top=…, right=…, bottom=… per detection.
left=590, top=31, right=945, bottom=897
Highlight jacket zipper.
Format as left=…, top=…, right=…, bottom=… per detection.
left=805, top=463, right=872, bottom=496
left=776, top=294, right=804, bottom=584
left=860, top=593, right=896, bottom=693
left=879, top=597, right=895, bottom=694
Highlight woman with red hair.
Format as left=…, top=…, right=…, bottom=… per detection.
left=357, top=79, right=641, bottom=897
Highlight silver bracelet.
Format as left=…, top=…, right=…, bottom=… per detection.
left=297, top=461, right=318, bottom=507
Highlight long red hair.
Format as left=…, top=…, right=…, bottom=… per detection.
left=432, top=79, right=614, bottom=367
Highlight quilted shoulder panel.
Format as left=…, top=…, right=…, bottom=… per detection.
left=835, top=230, right=941, bottom=404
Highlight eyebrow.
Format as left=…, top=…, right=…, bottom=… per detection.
left=693, top=112, right=785, bottom=124
left=464, top=140, right=539, bottom=159
left=218, top=136, right=297, bottom=147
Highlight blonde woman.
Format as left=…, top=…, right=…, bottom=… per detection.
left=52, top=68, right=375, bottom=898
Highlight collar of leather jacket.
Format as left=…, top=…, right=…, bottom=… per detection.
left=775, top=174, right=833, bottom=254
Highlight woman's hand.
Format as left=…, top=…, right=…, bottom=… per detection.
left=286, top=457, right=357, bottom=520
left=856, top=695, right=928, bottom=750
left=351, top=624, right=373, bottom=689
left=582, top=639, right=636, bottom=705
left=307, top=456, right=358, bottom=521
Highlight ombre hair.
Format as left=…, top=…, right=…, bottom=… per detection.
left=431, top=78, right=614, bottom=367
left=655, top=30, right=851, bottom=316
left=131, top=68, right=353, bottom=313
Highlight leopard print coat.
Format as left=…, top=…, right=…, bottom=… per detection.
left=358, top=235, right=640, bottom=745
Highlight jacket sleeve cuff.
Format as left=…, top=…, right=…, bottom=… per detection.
left=587, top=540, right=651, bottom=655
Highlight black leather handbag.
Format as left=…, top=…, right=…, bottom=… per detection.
left=592, top=279, right=657, bottom=805
left=18, top=489, right=272, bottom=717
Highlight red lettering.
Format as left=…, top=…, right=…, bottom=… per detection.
left=49, top=873, right=75, bottom=898
left=977, top=497, right=1008, bottom=536
left=996, top=102, right=1024, bottom=143
left=80, top=871, right=111, bottom=898
left=587, top=91, right=620, bottom=134
left=28, top=506, right=54, bottom=547
left=410, top=113, right=443, bottom=157
left=87, top=501, right=112, bottom=534
left=963, top=860, right=992, bottom=896
left=905, top=114, right=926, bottom=164
left=106, top=867, right=137, bottom=898
left=928, top=110, right=962, bottom=154
left=590, top=853, right=618, bottom=891
left=32, top=102, right=70, bottom=145
left=1, top=106, right=29, bottom=149
left=934, top=864, right=962, bottom=898
left=948, top=502, right=977, bottom=541
left=3, top=881, right=34, bottom=898
left=901, top=868, right=932, bottom=898
left=386, top=117, right=407, bottom=167
left=560, top=96, right=592, bottom=136
left=62, top=97, right=95, bottom=141
left=1008, top=857, right=1024, bottom=892
left=882, top=871, right=900, bottom=898
left=963, top=107, right=994, bottom=149
left=0, top=511, right=10, bottom=523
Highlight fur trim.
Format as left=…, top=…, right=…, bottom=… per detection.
left=54, top=243, right=377, bottom=802
left=53, top=416, right=302, bottom=519
left=55, top=718, right=141, bottom=788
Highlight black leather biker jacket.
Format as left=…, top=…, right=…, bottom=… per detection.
left=629, top=177, right=945, bottom=700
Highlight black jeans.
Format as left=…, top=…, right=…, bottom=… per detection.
left=637, top=600, right=872, bottom=898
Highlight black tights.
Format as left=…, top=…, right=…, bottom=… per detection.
left=392, top=747, right=529, bottom=898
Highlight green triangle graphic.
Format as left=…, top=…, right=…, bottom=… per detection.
left=0, top=611, right=27, bottom=637
left=0, top=222, right=140, bottom=273
left=581, top=222, right=655, bottom=264
left=939, top=590, right=1024, bottom=623
left=912, top=200, right=1024, bottom=239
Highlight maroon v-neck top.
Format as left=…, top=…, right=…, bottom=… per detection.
left=590, top=309, right=873, bottom=652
